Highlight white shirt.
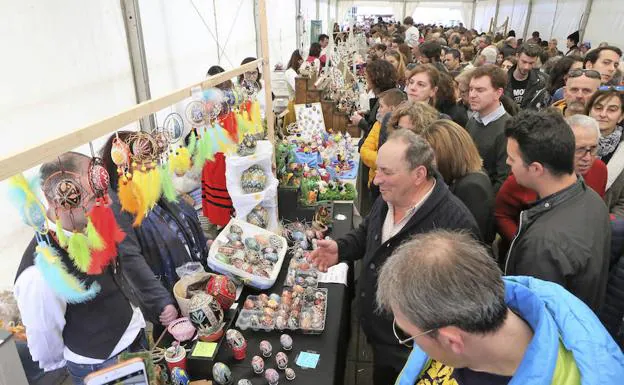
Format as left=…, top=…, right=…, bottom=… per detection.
left=285, top=68, right=298, bottom=98
left=475, top=103, right=507, bottom=126
left=382, top=180, right=436, bottom=243
left=14, top=265, right=146, bottom=371
left=405, top=26, right=420, bottom=48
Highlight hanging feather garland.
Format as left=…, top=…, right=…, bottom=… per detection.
left=250, top=100, right=263, bottom=136
left=118, top=176, right=140, bottom=215
left=146, top=166, right=162, bottom=209
left=213, top=122, right=236, bottom=154
left=85, top=218, right=105, bottom=251
left=55, top=219, right=68, bottom=248
left=219, top=111, right=238, bottom=143
left=187, top=130, right=198, bottom=156
left=87, top=196, right=125, bottom=275
left=160, top=165, right=178, bottom=203
left=67, top=231, right=92, bottom=273
left=235, top=111, right=250, bottom=138
left=35, top=242, right=101, bottom=304
left=8, top=174, right=47, bottom=232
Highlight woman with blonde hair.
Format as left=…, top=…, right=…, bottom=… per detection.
left=387, top=100, right=439, bottom=134
left=383, top=49, right=406, bottom=88
left=422, top=119, right=495, bottom=243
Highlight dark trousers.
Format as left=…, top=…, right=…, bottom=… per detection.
left=373, top=363, right=401, bottom=385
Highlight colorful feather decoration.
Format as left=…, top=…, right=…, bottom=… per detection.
left=67, top=231, right=92, bottom=273
left=118, top=177, right=140, bottom=215
left=160, top=165, right=178, bottom=203
left=187, top=130, right=197, bottom=156
left=87, top=197, right=125, bottom=275
left=8, top=174, right=47, bottom=232
left=35, top=242, right=101, bottom=304
left=250, top=101, right=263, bottom=135
left=55, top=219, right=68, bottom=248
left=85, top=218, right=105, bottom=251
left=235, top=112, right=249, bottom=138
left=131, top=169, right=151, bottom=213
left=219, top=111, right=238, bottom=143
left=169, top=147, right=191, bottom=176
left=214, top=122, right=236, bottom=154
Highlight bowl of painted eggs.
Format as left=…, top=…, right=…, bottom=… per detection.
left=208, top=218, right=287, bottom=289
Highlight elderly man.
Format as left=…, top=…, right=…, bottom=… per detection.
left=309, top=130, right=479, bottom=385
left=503, top=110, right=611, bottom=313
left=376, top=230, right=624, bottom=385
left=495, top=114, right=608, bottom=258
left=552, top=68, right=602, bottom=113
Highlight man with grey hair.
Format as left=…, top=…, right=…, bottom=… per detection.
left=309, top=130, right=479, bottom=385
left=376, top=230, right=624, bottom=384
left=567, top=114, right=607, bottom=188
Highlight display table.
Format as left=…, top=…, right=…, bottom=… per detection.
left=209, top=202, right=354, bottom=385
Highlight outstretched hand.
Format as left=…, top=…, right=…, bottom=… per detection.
left=307, top=239, right=339, bottom=272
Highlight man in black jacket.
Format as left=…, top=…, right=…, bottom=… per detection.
left=309, top=130, right=480, bottom=385
left=504, top=43, right=549, bottom=110
left=504, top=110, right=611, bottom=314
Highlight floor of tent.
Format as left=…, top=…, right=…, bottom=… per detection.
left=344, top=295, right=376, bottom=385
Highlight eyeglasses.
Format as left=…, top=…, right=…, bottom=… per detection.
left=599, top=85, right=624, bottom=92
left=575, top=145, right=598, bottom=157
left=567, top=69, right=601, bottom=79
left=392, top=318, right=435, bottom=346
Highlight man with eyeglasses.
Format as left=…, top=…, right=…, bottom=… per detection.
left=376, top=230, right=624, bottom=385
left=552, top=69, right=602, bottom=114
left=308, top=130, right=480, bottom=385
left=503, top=110, right=611, bottom=314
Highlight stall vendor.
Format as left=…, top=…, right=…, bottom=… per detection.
left=13, top=152, right=177, bottom=385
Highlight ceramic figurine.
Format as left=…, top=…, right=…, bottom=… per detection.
left=264, top=368, right=279, bottom=385
left=285, top=368, right=296, bottom=381
left=259, top=340, right=272, bottom=357
left=275, top=352, right=288, bottom=370
left=170, top=367, right=190, bottom=385
left=212, top=362, right=232, bottom=385
left=280, top=334, right=293, bottom=351
left=252, top=355, right=265, bottom=374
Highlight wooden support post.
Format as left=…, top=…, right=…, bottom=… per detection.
left=257, top=0, right=275, bottom=146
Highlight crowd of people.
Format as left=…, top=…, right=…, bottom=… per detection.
left=304, top=16, right=624, bottom=385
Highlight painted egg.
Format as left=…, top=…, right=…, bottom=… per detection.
left=170, top=367, right=190, bottom=385
left=292, top=231, right=305, bottom=242
left=215, top=253, right=230, bottom=264
left=267, top=299, right=279, bottom=310
left=264, top=252, right=278, bottom=263
left=299, top=262, right=310, bottom=271
left=238, top=380, right=253, bottom=385
left=287, top=315, right=298, bottom=329
left=258, top=294, right=269, bottom=303
left=269, top=235, right=283, bottom=250
left=212, top=362, right=232, bottom=385
left=244, top=238, right=260, bottom=251
left=280, top=334, right=293, bottom=350
left=230, top=224, right=243, bottom=235
left=243, top=299, right=255, bottom=309
left=269, top=293, right=280, bottom=302
left=263, top=307, right=275, bottom=317
left=252, top=355, right=265, bottom=374
left=275, top=315, right=287, bottom=330
left=264, top=369, right=279, bottom=385
left=259, top=340, right=272, bottom=357
left=225, top=329, right=246, bottom=349
left=275, top=352, right=289, bottom=369
left=232, top=258, right=245, bottom=269
left=285, top=367, right=296, bottom=381
left=226, top=232, right=241, bottom=242
left=255, top=234, right=269, bottom=245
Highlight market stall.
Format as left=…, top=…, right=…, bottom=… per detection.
left=0, top=1, right=362, bottom=384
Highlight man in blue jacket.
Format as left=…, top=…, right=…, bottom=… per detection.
left=377, top=229, right=624, bottom=385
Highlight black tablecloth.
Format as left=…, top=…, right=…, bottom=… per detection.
left=200, top=202, right=354, bottom=385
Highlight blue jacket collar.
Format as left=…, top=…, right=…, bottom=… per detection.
left=397, top=276, right=624, bottom=385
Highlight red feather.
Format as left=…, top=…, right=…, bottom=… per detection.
left=87, top=195, right=126, bottom=274
left=219, top=111, right=239, bottom=143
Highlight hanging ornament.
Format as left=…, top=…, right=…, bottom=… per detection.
left=162, top=112, right=185, bottom=143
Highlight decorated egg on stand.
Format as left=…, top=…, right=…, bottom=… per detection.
left=275, top=352, right=288, bottom=370
left=264, top=368, right=279, bottom=385
left=241, top=165, right=267, bottom=193
left=280, top=334, right=293, bottom=351
left=187, top=292, right=225, bottom=341
left=212, top=362, right=232, bottom=385
left=237, top=380, right=253, bottom=385
left=237, top=133, right=257, bottom=156
left=259, top=340, right=272, bottom=357
left=252, top=355, right=265, bottom=374
left=206, top=275, right=237, bottom=310
left=285, top=368, right=296, bottom=381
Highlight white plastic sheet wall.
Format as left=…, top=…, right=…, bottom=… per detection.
left=585, top=0, right=624, bottom=50
left=0, top=0, right=138, bottom=288
left=497, top=0, right=528, bottom=35
left=473, top=0, right=497, bottom=33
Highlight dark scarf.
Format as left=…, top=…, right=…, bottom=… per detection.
left=598, top=126, right=623, bottom=159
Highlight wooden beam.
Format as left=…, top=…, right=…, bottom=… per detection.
left=257, top=0, right=275, bottom=145
left=0, top=59, right=263, bottom=181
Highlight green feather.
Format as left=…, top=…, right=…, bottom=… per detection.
left=67, top=232, right=92, bottom=273
left=188, top=131, right=197, bottom=156
left=55, top=219, right=68, bottom=248
left=160, top=165, right=178, bottom=202
left=86, top=218, right=105, bottom=251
